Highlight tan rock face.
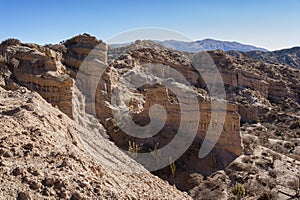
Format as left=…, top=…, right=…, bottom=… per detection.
left=209, top=51, right=270, bottom=97
left=0, top=35, right=110, bottom=140
left=62, top=34, right=113, bottom=123
left=267, top=78, right=295, bottom=99
left=0, top=43, right=74, bottom=117
left=209, top=50, right=300, bottom=122
left=63, top=34, right=107, bottom=73
left=107, top=47, right=243, bottom=176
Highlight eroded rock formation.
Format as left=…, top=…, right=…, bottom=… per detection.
left=0, top=43, right=74, bottom=117
left=0, top=35, right=244, bottom=185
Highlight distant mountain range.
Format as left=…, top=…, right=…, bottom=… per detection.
left=110, top=39, right=300, bottom=68
left=110, top=38, right=268, bottom=52
left=156, top=39, right=269, bottom=52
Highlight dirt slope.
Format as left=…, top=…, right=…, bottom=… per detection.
left=0, top=87, right=190, bottom=199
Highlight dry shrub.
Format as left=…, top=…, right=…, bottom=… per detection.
left=1, top=38, right=20, bottom=46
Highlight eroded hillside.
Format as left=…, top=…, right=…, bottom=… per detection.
left=0, top=86, right=191, bottom=199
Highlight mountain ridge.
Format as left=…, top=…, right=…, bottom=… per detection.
left=157, top=38, right=269, bottom=52
left=109, top=38, right=269, bottom=52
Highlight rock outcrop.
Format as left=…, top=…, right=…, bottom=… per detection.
left=0, top=43, right=74, bottom=117
left=246, top=47, right=300, bottom=69
left=209, top=50, right=300, bottom=123
left=0, top=35, right=110, bottom=138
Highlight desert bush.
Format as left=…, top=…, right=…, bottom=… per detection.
left=241, top=156, right=253, bottom=164
left=229, top=162, right=246, bottom=171
left=150, top=143, right=161, bottom=163
left=128, top=141, right=140, bottom=158
left=258, top=192, right=271, bottom=200
left=169, top=157, right=176, bottom=178
left=271, top=143, right=286, bottom=154
left=270, top=152, right=282, bottom=161
left=243, top=134, right=259, bottom=155
left=288, top=176, right=300, bottom=193
left=63, top=33, right=93, bottom=46
left=9, top=58, right=19, bottom=68
left=245, top=165, right=259, bottom=175
left=1, top=38, right=20, bottom=46
left=291, top=159, right=296, bottom=167
left=210, top=153, right=217, bottom=169
left=283, top=141, right=295, bottom=149
left=256, top=175, right=275, bottom=188
left=255, top=158, right=274, bottom=170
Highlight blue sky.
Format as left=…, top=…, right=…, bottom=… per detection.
left=1, top=0, right=300, bottom=50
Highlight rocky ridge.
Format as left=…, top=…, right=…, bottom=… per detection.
left=227, top=46, right=300, bottom=69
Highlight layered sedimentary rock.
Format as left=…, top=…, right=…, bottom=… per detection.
left=210, top=51, right=270, bottom=97
left=209, top=50, right=300, bottom=122
left=0, top=43, right=74, bottom=117
left=0, top=35, right=109, bottom=138
left=108, top=46, right=243, bottom=176
left=62, top=34, right=114, bottom=126
left=63, top=33, right=107, bottom=75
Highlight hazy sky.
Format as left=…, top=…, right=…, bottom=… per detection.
left=1, top=0, right=300, bottom=50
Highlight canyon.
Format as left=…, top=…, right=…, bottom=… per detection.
left=0, top=34, right=299, bottom=199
